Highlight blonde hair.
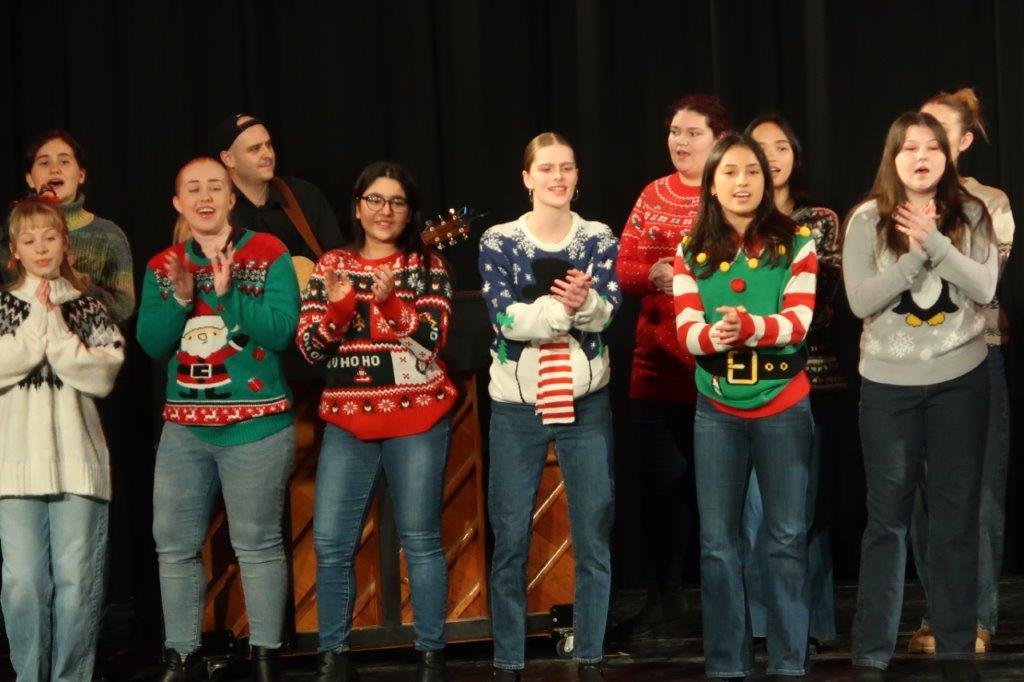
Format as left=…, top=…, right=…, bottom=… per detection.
left=923, top=87, right=989, bottom=142
left=4, top=196, right=86, bottom=292
left=522, top=132, right=574, bottom=171
left=171, top=156, right=234, bottom=244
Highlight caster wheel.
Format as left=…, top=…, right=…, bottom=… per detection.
left=556, top=633, right=575, bottom=658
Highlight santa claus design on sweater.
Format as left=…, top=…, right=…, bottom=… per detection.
left=175, top=300, right=250, bottom=399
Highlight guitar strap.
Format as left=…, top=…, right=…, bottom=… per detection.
left=270, top=177, right=323, bottom=258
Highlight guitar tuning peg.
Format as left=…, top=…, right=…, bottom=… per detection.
left=425, top=220, right=435, bottom=228
left=436, top=243, right=445, bottom=251
left=448, top=237, right=457, bottom=246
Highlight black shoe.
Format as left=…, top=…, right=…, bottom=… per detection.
left=492, top=668, right=520, bottom=681
left=315, top=650, right=360, bottom=681
left=417, top=649, right=449, bottom=681
left=250, top=645, right=281, bottom=682
left=852, top=665, right=886, bottom=680
left=578, top=663, right=604, bottom=681
left=153, top=649, right=205, bottom=682
left=940, top=660, right=980, bottom=681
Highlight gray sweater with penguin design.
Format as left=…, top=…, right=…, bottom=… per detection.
left=843, top=199, right=997, bottom=386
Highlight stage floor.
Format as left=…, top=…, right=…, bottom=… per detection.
left=3, top=579, right=1022, bottom=680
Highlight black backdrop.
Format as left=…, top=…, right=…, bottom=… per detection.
left=2, top=0, right=1023, bottom=629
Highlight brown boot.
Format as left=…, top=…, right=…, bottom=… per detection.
left=907, top=625, right=935, bottom=654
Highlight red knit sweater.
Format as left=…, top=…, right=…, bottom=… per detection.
left=295, top=249, right=456, bottom=440
left=617, top=173, right=700, bottom=403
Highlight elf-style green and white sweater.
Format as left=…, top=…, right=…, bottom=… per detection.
left=137, top=228, right=299, bottom=447
left=0, top=275, right=124, bottom=500
left=673, top=226, right=817, bottom=417
left=296, top=248, right=456, bottom=440
left=479, top=213, right=621, bottom=405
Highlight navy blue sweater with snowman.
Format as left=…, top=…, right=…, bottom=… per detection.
left=478, top=212, right=621, bottom=404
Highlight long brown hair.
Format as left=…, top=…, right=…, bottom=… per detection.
left=861, top=111, right=991, bottom=257
left=4, top=196, right=86, bottom=292
left=686, top=133, right=795, bottom=278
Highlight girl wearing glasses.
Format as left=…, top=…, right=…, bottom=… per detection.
left=480, top=133, right=621, bottom=681
left=296, top=161, right=456, bottom=681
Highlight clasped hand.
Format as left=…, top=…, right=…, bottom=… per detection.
left=894, top=200, right=937, bottom=252
left=715, top=305, right=747, bottom=346
left=551, top=268, right=593, bottom=315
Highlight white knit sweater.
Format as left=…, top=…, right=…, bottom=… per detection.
left=0, top=275, right=125, bottom=500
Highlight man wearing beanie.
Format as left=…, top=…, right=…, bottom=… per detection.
left=212, top=113, right=342, bottom=273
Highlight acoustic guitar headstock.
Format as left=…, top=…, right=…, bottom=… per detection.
left=421, top=206, right=480, bottom=251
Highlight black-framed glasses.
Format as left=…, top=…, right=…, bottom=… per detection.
left=360, top=194, right=409, bottom=213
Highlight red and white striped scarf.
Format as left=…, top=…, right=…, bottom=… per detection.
left=535, top=335, right=575, bottom=424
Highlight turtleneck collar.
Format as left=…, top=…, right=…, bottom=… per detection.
left=15, top=274, right=81, bottom=305
left=59, top=194, right=95, bottom=231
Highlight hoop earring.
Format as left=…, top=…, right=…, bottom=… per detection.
left=572, top=186, right=580, bottom=202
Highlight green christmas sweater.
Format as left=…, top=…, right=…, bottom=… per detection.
left=672, top=226, right=817, bottom=416
left=136, top=228, right=299, bottom=446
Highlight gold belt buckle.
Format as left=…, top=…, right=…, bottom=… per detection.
left=726, top=350, right=758, bottom=385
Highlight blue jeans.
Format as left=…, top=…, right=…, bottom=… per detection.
left=693, top=394, right=813, bottom=678
left=0, top=494, right=108, bottom=681
left=742, top=392, right=838, bottom=642
left=852, top=361, right=987, bottom=669
left=314, top=419, right=451, bottom=653
left=152, top=422, right=295, bottom=655
left=910, top=346, right=1009, bottom=633
left=488, top=389, right=614, bottom=670
left=629, top=400, right=696, bottom=589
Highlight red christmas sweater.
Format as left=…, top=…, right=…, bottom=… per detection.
left=616, top=173, right=700, bottom=403
left=296, top=249, right=456, bottom=440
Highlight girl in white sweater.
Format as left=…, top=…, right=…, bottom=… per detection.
left=0, top=196, right=124, bottom=681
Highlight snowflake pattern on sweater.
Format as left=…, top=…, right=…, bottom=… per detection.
left=296, top=248, right=456, bottom=440
left=0, top=277, right=125, bottom=500
left=479, top=213, right=621, bottom=404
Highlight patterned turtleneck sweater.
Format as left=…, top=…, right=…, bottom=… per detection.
left=58, top=194, right=136, bottom=325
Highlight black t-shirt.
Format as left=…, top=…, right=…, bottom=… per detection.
left=229, top=176, right=343, bottom=261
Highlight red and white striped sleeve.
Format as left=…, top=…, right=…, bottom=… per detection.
left=672, top=242, right=729, bottom=356
left=734, top=238, right=817, bottom=348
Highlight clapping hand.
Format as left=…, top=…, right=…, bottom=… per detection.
left=323, top=267, right=353, bottom=303
left=211, top=243, right=235, bottom=297
left=551, top=268, right=593, bottom=314
left=715, top=305, right=747, bottom=345
left=371, top=265, right=396, bottom=303
left=165, top=251, right=194, bottom=303
left=894, top=200, right=937, bottom=253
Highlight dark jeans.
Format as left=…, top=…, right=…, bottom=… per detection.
left=629, top=400, right=696, bottom=589
left=693, top=395, right=813, bottom=677
left=488, top=389, right=614, bottom=670
left=910, top=346, right=1009, bottom=633
left=852, top=361, right=988, bottom=669
left=742, top=391, right=839, bottom=641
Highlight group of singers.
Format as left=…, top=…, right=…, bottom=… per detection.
left=0, top=86, right=1012, bottom=682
